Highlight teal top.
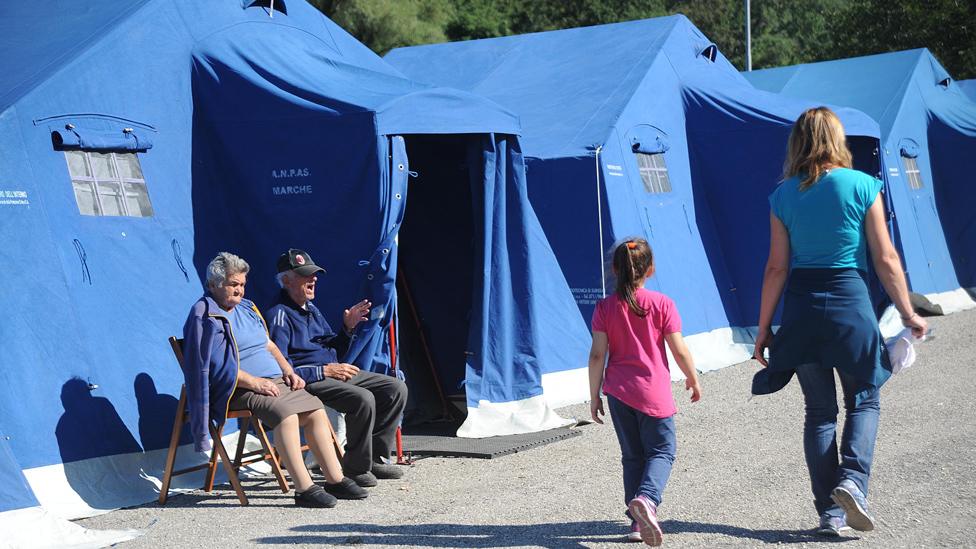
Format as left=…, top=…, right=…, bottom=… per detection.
left=769, top=168, right=883, bottom=270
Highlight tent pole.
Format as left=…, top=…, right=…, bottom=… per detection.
left=269, top=0, right=275, bottom=18
left=595, top=146, right=606, bottom=298
left=744, top=0, right=752, bottom=71
left=387, top=318, right=409, bottom=464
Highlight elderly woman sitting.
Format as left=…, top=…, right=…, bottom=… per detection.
left=182, top=251, right=366, bottom=507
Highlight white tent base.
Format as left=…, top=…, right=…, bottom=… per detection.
left=456, top=394, right=575, bottom=438
left=0, top=507, right=140, bottom=549
left=914, top=287, right=976, bottom=316
left=23, top=430, right=261, bottom=521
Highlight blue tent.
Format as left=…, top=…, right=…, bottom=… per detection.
left=387, top=15, right=882, bottom=402
left=959, top=79, right=976, bottom=102
left=0, top=0, right=588, bottom=532
left=746, top=49, right=976, bottom=312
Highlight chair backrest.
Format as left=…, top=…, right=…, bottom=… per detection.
left=168, top=336, right=185, bottom=369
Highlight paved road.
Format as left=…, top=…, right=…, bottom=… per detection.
left=81, top=307, right=976, bottom=548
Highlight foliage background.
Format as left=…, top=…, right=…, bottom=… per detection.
left=311, top=0, right=976, bottom=78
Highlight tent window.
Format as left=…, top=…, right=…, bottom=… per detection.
left=701, top=45, right=718, bottom=62
left=902, top=156, right=924, bottom=190
left=64, top=151, right=154, bottom=217
left=636, top=152, right=672, bottom=194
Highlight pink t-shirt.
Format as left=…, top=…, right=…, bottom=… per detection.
left=591, top=288, right=682, bottom=418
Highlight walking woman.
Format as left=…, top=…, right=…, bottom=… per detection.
left=752, top=107, right=927, bottom=536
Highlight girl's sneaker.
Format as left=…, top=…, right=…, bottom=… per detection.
left=815, top=514, right=851, bottom=537
left=831, top=480, right=875, bottom=532
left=626, top=521, right=643, bottom=542
left=627, top=495, right=663, bottom=546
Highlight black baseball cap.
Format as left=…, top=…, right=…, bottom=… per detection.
left=276, top=248, right=325, bottom=276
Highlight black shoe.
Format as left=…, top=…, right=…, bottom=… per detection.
left=295, top=485, right=337, bottom=508
left=348, top=471, right=378, bottom=488
left=322, top=477, right=369, bottom=500
left=372, top=462, right=405, bottom=480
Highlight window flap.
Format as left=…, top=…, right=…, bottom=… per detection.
left=51, top=123, right=153, bottom=152
left=898, top=138, right=919, bottom=158
left=628, top=125, right=670, bottom=154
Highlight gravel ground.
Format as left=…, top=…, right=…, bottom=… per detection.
left=80, top=308, right=976, bottom=548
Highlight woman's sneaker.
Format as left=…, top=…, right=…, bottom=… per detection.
left=322, top=477, right=369, bottom=500
left=626, top=521, right=643, bottom=542
left=815, top=514, right=851, bottom=537
left=294, top=485, right=337, bottom=508
left=627, top=495, right=663, bottom=546
left=831, top=480, right=875, bottom=531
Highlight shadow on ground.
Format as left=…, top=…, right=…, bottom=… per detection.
left=256, top=521, right=623, bottom=548
left=662, top=519, right=860, bottom=544
left=251, top=519, right=860, bottom=547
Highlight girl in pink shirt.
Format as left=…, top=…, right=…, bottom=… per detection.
left=588, top=238, right=702, bottom=546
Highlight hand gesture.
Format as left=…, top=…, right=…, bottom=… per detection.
left=590, top=397, right=605, bottom=424
left=255, top=378, right=280, bottom=397
left=752, top=328, right=773, bottom=367
left=283, top=373, right=305, bottom=391
left=323, top=362, right=360, bottom=382
left=686, top=379, right=701, bottom=402
left=343, top=299, right=372, bottom=333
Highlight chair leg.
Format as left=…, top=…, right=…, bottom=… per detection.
left=254, top=420, right=290, bottom=493
left=158, top=388, right=188, bottom=505
left=329, top=418, right=344, bottom=459
left=204, top=423, right=224, bottom=492
left=210, top=424, right=248, bottom=505
left=232, top=416, right=251, bottom=470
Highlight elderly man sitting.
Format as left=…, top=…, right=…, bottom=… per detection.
left=182, top=252, right=367, bottom=507
left=267, top=249, right=407, bottom=487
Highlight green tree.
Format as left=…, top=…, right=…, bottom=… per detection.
left=446, top=0, right=668, bottom=41
left=828, top=0, right=976, bottom=79
left=311, top=0, right=976, bottom=79
left=312, top=0, right=454, bottom=54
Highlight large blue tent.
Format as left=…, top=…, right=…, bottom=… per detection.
left=0, top=0, right=588, bottom=536
left=959, top=79, right=976, bottom=102
left=746, top=49, right=976, bottom=312
left=387, top=15, right=882, bottom=404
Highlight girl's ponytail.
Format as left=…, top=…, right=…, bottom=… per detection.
left=612, top=238, right=654, bottom=317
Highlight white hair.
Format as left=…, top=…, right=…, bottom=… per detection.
left=206, top=252, right=249, bottom=290
left=275, top=270, right=295, bottom=288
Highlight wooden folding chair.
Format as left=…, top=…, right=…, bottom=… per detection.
left=158, top=337, right=290, bottom=505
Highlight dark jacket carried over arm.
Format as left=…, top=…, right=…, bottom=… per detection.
left=180, top=296, right=242, bottom=452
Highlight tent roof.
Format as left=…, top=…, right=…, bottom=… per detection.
left=387, top=15, right=690, bottom=158
left=745, top=49, right=976, bottom=137
left=0, top=0, right=154, bottom=112
left=192, top=20, right=520, bottom=135
left=1, top=0, right=520, bottom=134
left=386, top=15, right=878, bottom=158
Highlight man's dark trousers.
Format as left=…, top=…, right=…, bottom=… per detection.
left=304, top=370, right=407, bottom=474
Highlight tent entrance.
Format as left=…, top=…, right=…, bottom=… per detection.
left=396, top=134, right=476, bottom=427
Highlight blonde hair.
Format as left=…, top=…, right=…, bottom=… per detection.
left=783, top=107, right=853, bottom=190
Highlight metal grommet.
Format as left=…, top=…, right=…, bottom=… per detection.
left=395, top=193, right=401, bottom=199
left=397, top=164, right=404, bottom=170
left=382, top=248, right=389, bottom=254
left=367, top=274, right=374, bottom=280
